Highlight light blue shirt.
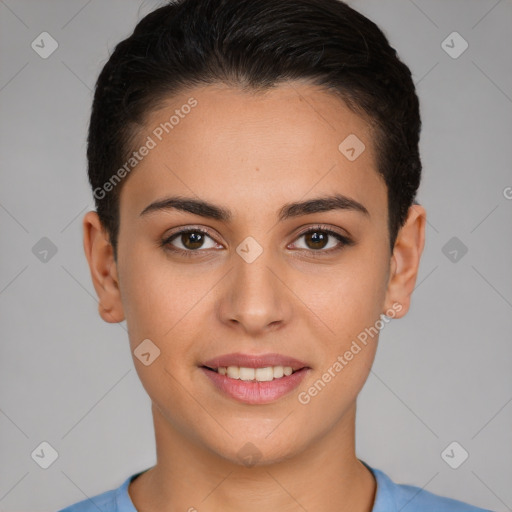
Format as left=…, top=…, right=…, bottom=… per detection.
left=57, top=460, right=494, bottom=511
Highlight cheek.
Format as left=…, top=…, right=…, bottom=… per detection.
left=117, top=245, right=196, bottom=346
left=295, top=260, right=387, bottom=414
left=118, top=251, right=225, bottom=384
left=118, top=256, right=208, bottom=409
left=295, top=247, right=389, bottom=339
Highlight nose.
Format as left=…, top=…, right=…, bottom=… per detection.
left=216, top=249, right=292, bottom=336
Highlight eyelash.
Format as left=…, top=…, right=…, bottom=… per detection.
left=161, top=224, right=354, bottom=259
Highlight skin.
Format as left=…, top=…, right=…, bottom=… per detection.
left=83, top=81, right=426, bottom=512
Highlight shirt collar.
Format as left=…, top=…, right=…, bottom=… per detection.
left=118, top=460, right=395, bottom=512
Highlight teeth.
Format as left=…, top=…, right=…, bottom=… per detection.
left=255, top=367, right=273, bottom=381
left=218, top=365, right=296, bottom=381
left=239, top=367, right=255, bottom=381
left=226, top=366, right=239, bottom=379
left=273, top=366, right=284, bottom=379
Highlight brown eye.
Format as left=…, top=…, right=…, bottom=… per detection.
left=177, top=231, right=207, bottom=250
left=303, top=230, right=329, bottom=250
left=162, top=228, right=219, bottom=255
left=290, top=225, right=354, bottom=254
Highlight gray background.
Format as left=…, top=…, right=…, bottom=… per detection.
left=0, top=0, right=511, bottom=510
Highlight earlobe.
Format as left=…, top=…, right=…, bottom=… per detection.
left=82, top=211, right=125, bottom=323
left=383, top=203, right=426, bottom=319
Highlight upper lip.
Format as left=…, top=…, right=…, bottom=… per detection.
left=201, top=352, right=310, bottom=371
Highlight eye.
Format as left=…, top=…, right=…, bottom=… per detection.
left=161, top=227, right=221, bottom=257
left=161, top=224, right=353, bottom=258
left=289, top=225, right=353, bottom=255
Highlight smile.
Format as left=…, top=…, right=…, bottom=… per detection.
left=204, top=365, right=297, bottom=382
left=200, top=366, right=310, bottom=405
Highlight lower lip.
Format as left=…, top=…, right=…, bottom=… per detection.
left=200, top=367, right=310, bottom=404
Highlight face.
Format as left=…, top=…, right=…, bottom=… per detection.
left=84, top=81, right=425, bottom=467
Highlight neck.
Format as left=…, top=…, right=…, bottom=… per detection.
left=129, top=402, right=376, bottom=512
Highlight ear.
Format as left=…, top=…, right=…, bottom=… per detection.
left=383, top=203, right=426, bottom=319
left=82, top=211, right=125, bottom=323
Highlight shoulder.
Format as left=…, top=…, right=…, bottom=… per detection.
left=365, top=462, right=495, bottom=512
left=390, top=480, right=494, bottom=512
left=56, top=473, right=136, bottom=512
left=56, top=489, right=116, bottom=512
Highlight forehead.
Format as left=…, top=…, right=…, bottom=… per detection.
left=120, top=81, right=386, bottom=223
left=143, top=81, right=375, bottom=157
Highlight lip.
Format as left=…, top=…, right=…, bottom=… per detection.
left=201, top=352, right=309, bottom=371
left=201, top=366, right=311, bottom=405
left=200, top=352, right=311, bottom=405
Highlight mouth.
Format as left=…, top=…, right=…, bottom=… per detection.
left=201, top=364, right=301, bottom=382
left=200, top=352, right=310, bottom=381
left=199, top=352, right=311, bottom=404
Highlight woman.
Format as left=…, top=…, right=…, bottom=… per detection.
left=59, top=0, right=493, bottom=510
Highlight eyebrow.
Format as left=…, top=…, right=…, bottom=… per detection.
left=139, top=193, right=369, bottom=222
